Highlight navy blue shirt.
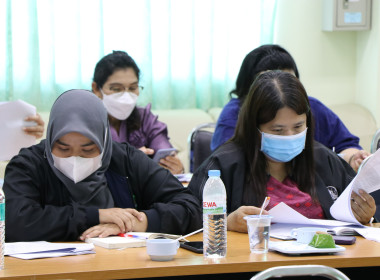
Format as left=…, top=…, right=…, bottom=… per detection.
left=211, top=96, right=362, bottom=153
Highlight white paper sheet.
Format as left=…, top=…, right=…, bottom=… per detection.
left=9, top=250, right=95, bottom=260
left=0, top=100, right=37, bottom=160
left=268, top=199, right=380, bottom=242
left=269, top=202, right=359, bottom=227
left=5, top=241, right=93, bottom=255
left=330, top=148, right=380, bottom=225
left=5, top=241, right=95, bottom=259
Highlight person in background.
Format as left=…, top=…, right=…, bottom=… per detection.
left=211, top=44, right=370, bottom=172
left=91, top=51, right=184, bottom=175
left=3, top=89, right=201, bottom=242
left=189, top=71, right=375, bottom=233
left=23, top=113, right=45, bottom=139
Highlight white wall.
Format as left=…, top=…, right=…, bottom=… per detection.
left=356, top=0, right=380, bottom=125
left=274, top=0, right=380, bottom=121
left=273, top=0, right=359, bottom=106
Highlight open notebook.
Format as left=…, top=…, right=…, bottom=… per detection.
left=85, top=232, right=181, bottom=249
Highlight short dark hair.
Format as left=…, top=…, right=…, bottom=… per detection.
left=231, top=44, right=299, bottom=101
left=92, top=51, right=141, bottom=131
left=232, top=71, right=315, bottom=206
left=93, top=50, right=140, bottom=88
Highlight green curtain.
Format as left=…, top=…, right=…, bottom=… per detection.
left=0, top=0, right=277, bottom=111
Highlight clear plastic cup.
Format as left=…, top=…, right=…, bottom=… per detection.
left=244, top=215, right=272, bottom=254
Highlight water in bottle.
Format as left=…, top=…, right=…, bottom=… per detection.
left=203, top=170, right=227, bottom=258
left=0, top=188, right=4, bottom=269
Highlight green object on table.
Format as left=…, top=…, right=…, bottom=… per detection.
left=309, top=234, right=336, bottom=248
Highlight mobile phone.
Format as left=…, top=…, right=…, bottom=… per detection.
left=152, top=148, right=177, bottom=163
left=180, top=241, right=203, bottom=254
left=332, top=235, right=356, bottom=245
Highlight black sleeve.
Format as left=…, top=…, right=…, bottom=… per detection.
left=188, top=143, right=247, bottom=214
left=314, top=142, right=356, bottom=192
left=110, top=142, right=202, bottom=235
left=3, top=145, right=99, bottom=242
left=313, top=142, right=357, bottom=218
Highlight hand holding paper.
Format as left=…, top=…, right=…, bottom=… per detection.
left=330, top=148, right=380, bottom=225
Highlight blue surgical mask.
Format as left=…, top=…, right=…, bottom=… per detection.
left=260, top=128, right=308, bottom=162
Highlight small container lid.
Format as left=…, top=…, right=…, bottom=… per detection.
left=208, top=170, right=221, bottom=177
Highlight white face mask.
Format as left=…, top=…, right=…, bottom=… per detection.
left=101, top=89, right=138, bottom=120
left=52, top=153, right=102, bottom=184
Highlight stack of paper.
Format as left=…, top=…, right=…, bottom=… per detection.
left=269, top=202, right=380, bottom=243
left=86, top=232, right=181, bottom=249
left=5, top=241, right=95, bottom=260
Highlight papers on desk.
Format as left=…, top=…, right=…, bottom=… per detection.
left=269, top=203, right=380, bottom=243
left=0, top=100, right=37, bottom=161
left=5, top=241, right=95, bottom=260
left=86, top=232, right=181, bottom=249
left=269, top=202, right=357, bottom=227
left=269, top=203, right=363, bottom=240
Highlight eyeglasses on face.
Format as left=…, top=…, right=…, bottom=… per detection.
left=105, top=84, right=144, bottom=94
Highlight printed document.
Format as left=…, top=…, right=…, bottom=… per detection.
left=0, top=100, right=36, bottom=160
left=5, top=241, right=95, bottom=260
left=330, top=148, right=380, bottom=225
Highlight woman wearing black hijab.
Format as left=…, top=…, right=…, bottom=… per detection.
left=3, top=89, right=202, bottom=242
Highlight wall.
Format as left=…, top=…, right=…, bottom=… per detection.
left=274, top=0, right=380, bottom=123
left=356, top=0, right=380, bottom=125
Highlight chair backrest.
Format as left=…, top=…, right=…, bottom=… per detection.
left=370, top=128, right=380, bottom=153
left=250, top=265, right=350, bottom=280
left=188, top=123, right=216, bottom=173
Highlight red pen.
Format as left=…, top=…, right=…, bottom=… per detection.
left=118, top=233, right=147, bottom=239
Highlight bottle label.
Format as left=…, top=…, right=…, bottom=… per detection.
left=0, top=202, right=4, bottom=222
left=203, top=201, right=226, bottom=214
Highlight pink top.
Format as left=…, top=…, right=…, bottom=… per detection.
left=266, top=176, right=325, bottom=219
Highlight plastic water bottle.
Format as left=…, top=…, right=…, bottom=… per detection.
left=203, top=170, right=227, bottom=258
left=0, top=188, right=4, bottom=269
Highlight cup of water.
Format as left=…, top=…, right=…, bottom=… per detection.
left=244, top=215, right=272, bottom=254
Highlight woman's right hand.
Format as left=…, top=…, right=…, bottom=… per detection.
left=227, top=206, right=269, bottom=233
left=99, top=208, right=144, bottom=233
left=79, top=223, right=121, bottom=240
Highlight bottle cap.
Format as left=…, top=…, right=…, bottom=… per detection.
left=208, top=170, right=220, bottom=177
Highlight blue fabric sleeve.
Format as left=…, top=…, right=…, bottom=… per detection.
left=309, top=97, right=362, bottom=153
left=211, top=98, right=241, bottom=151
left=105, top=170, right=136, bottom=208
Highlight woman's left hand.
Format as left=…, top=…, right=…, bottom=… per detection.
left=351, top=189, right=376, bottom=224
left=159, top=155, right=184, bottom=174
left=349, top=150, right=371, bottom=172
left=79, top=223, right=121, bottom=240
